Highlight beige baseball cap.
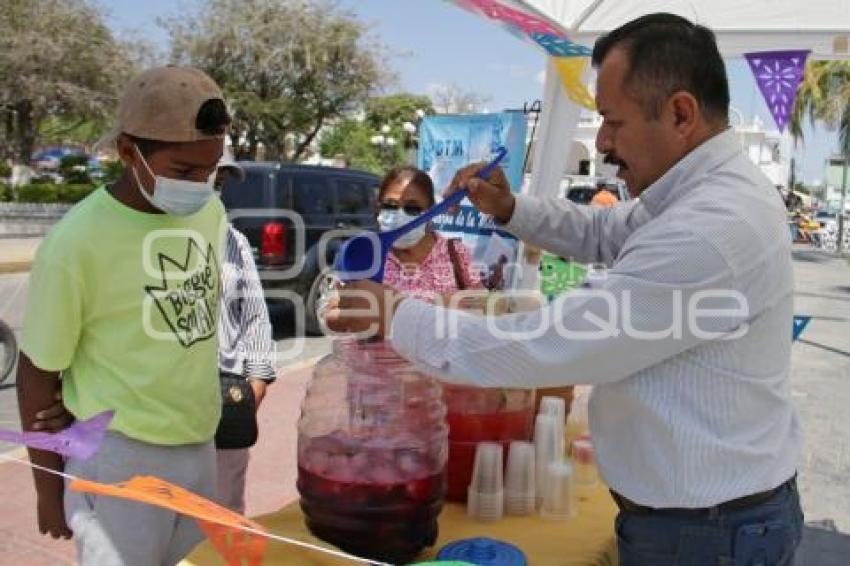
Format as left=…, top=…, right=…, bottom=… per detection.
left=95, top=65, right=226, bottom=151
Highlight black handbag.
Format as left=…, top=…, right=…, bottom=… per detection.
left=214, top=372, right=259, bottom=449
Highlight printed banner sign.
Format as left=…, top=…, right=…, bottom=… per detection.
left=418, top=111, right=528, bottom=289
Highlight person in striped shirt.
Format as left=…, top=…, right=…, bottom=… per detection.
left=213, top=158, right=276, bottom=513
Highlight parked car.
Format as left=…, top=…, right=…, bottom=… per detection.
left=815, top=210, right=836, bottom=228
left=220, top=162, right=379, bottom=334
left=564, top=182, right=630, bottom=205
left=564, top=184, right=597, bottom=205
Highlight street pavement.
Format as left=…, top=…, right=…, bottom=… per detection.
left=0, top=245, right=848, bottom=563
left=0, top=271, right=28, bottom=452
left=0, top=238, right=40, bottom=274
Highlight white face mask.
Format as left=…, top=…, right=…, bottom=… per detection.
left=131, top=145, right=216, bottom=216
left=377, top=209, right=428, bottom=249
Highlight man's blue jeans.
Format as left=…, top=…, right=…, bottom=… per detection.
left=615, top=479, right=804, bottom=565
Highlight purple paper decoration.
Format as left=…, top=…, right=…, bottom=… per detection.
left=532, top=33, right=593, bottom=58
left=0, top=410, right=114, bottom=460
left=745, top=50, right=810, bottom=132
left=792, top=315, right=812, bottom=342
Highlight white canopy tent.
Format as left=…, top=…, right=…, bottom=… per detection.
left=498, top=0, right=850, bottom=288
left=520, top=0, right=850, bottom=59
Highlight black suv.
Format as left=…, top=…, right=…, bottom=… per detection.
left=220, top=162, right=379, bottom=333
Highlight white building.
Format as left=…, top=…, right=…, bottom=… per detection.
left=824, top=155, right=849, bottom=213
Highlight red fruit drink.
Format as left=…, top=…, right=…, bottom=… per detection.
left=442, top=385, right=535, bottom=502
left=297, top=340, right=448, bottom=563
left=298, top=460, right=444, bottom=564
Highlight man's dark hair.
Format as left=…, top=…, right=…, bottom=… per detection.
left=131, top=98, right=232, bottom=157
left=591, top=13, right=730, bottom=123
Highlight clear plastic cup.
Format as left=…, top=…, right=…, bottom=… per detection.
left=540, top=459, right=576, bottom=520
left=539, top=396, right=566, bottom=426
left=570, top=436, right=598, bottom=487
left=467, top=442, right=504, bottom=521
left=566, top=386, right=591, bottom=441
left=504, top=441, right=535, bottom=516
left=533, top=414, right=559, bottom=508
left=538, top=396, right=566, bottom=455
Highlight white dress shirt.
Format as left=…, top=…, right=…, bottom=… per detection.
left=391, top=129, right=802, bottom=508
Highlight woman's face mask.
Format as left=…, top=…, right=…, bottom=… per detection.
left=131, top=145, right=216, bottom=216
left=377, top=208, right=428, bottom=249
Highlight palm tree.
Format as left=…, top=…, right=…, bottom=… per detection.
left=790, top=60, right=850, bottom=252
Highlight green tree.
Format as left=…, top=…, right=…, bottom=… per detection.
left=318, top=93, right=434, bottom=175
left=365, top=94, right=433, bottom=131
left=166, top=0, right=389, bottom=162
left=0, top=0, right=135, bottom=162
left=430, top=84, right=492, bottom=114
left=39, top=116, right=109, bottom=149
left=791, top=61, right=850, bottom=250
left=59, top=154, right=91, bottom=184
left=791, top=61, right=850, bottom=156
left=319, top=119, right=383, bottom=174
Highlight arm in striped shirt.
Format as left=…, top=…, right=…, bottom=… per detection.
left=231, top=228, right=277, bottom=383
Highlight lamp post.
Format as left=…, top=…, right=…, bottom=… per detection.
left=370, top=124, right=397, bottom=163
left=838, top=154, right=848, bottom=255
left=401, top=121, right=417, bottom=165
left=400, top=110, right=426, bottom=165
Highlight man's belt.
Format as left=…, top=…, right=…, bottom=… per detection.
left=611, top=476, right=796, bottom=517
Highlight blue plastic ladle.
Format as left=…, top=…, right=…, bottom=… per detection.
left=334, top=146, right=508, bottom=282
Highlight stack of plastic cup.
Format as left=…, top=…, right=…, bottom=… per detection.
left=570, top=436, right=598, bottom=487
left=504, top=441, right=535, bottom=516
left=566, top=386, right=591, bottom=440
left=540, top=459, right=576, bottom=520
left=533, top=414, right=559, bottom=509
left=467, top=442, right=504, bottom=521
left=538, top=396, right=566, bottom=456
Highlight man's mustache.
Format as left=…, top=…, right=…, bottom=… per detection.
left=603, top=154, right=627, bottom=168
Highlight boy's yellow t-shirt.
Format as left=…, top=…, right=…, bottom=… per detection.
left=21, top=187, right=226, bottom=445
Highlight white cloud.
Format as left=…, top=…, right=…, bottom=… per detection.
left=427, top=82, right=449, bottom=95
left=486, top=63, right=530, bottom=78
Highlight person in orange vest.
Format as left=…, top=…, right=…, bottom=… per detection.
left=590, top=185, right=619, bottom=207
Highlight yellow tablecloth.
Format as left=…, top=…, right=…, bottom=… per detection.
left=184, top=482, right=617, bottom=565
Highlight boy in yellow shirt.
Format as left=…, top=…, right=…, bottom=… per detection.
left=17, top=66, right=229, bottom=564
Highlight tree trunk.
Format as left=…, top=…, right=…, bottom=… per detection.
left=838, top=155, right=848, bottom=255
left=229, top=131, right=242, bottom=160
left=15, top=101, right=35, bottom=163
left=265, top=137, right=285, bottom=162
left=264, top=128, right=286, bottom=163
left=1, top=108, right=14, bottom=160
left=292, top=118, right=324, bottom=162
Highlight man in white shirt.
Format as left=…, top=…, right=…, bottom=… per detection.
left=327, top=13, right=802, bottom=565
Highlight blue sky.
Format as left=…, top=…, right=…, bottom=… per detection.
left=103, top=0, right=838, bottom=184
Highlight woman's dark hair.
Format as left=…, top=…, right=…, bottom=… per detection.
left=131, top=98, right=232, bottom=157
left=591, top=13, right=730, bottom=124
left=378, top=167, right=435, bottom=206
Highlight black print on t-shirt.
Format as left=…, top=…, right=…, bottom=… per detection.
left=145, top=238, right=220, bottom=348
